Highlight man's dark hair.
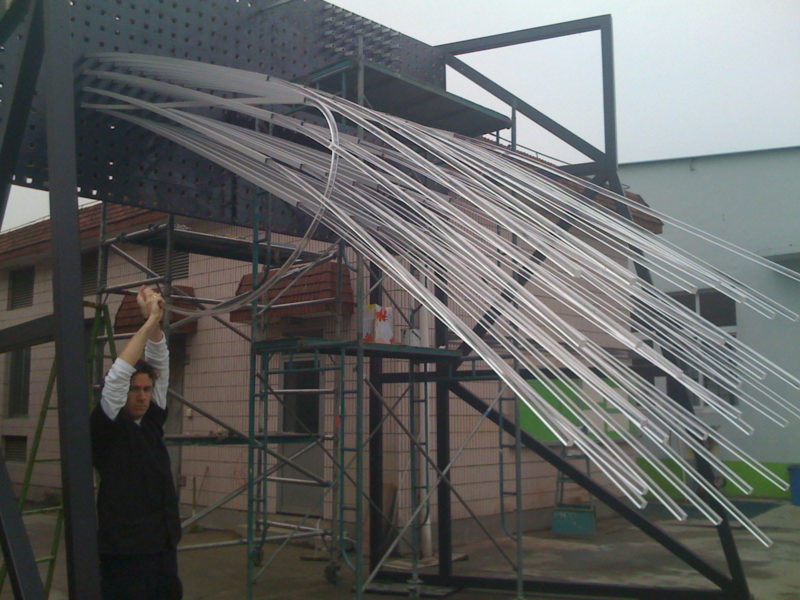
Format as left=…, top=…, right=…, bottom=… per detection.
left=132, top=359, right=158, bottom=383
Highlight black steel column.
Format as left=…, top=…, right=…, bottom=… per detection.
left=0, top=0, right=44, bottom=226
left=434, top=283, right=452, bottom=576
left=367, top=265, right=384, bottom=570
left=42, top=0, right=101, bottom=598
left=599, top=16, right=618, bottom=175
left=0, top=456, right=45, bottom=600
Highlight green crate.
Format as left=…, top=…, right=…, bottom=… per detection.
left=552, top=504, right=596, bottom=535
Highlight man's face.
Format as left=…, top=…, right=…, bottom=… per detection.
left=125, top=372, right=153, bottom=420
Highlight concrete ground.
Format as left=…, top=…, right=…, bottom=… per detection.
left=3, top=501, right=800, bottom=599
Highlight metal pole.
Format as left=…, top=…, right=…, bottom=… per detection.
left=42, top=0, right=101, bottom=597
left=367, top=263, right=385, bottom=574
left=434, top=282, right=452, bottom=577
left=246, top=205, right=260, bottom=600
left=513, top=387, right=524, bottom=600
left=511, top=102, right=517, bottom=151
left=355, top=254, right=366, bottom=599
left=408, top=364, right=421, bottom=598
left=0, top=456, right=45, bottom=600
left=599, top=16, right=618, bottom=175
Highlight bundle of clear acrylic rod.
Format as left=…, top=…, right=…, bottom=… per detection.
left=82, top=54, right=800, bottom=546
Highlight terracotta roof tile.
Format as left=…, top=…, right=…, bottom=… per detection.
left=230, top=262, right=354, bottom=322
left=114, top=285, right=198, bottom=335
left=0, top=202, right=166, bottom=263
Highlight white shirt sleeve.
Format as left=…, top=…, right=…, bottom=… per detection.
left=100, top=358, right=136, bottom=420
left=145, top=336, right=170, bottom=410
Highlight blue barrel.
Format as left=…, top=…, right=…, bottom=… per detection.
left=789, top=465, right=800, bottom=506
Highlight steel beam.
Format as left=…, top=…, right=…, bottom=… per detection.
left=0, top=0, right=43, bottom=227
left=450, top=381, right=735, bottom=592
left=42, top=0, right=101, bottom=597
left=0, top=315, right=94, bottom=354
left=445, top=54, right=605, bottom=163
left=0, top=456, right=45, bottom=600
left=436, top=15, right=612, bottom=55
left=439, top=14, right=619, bottom=173
left=560, top=161, right=607, bottom=176
left=0, top=315, right=56, bottom=353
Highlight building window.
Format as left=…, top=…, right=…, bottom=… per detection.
left=669, top=289, right=737, bottom=409
left=2, top=435, right=27, bottom=462
left=148, top=247, right=189, bottom=280
left=81, top=249, right=107, bottom=297
left=7, top=347, right=31, bottom=417
left=7, top=266, right=34, bottom=309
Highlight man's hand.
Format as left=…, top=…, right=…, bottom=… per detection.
left=137, top=285, right=165, bottom=322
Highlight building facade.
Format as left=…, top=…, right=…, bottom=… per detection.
left=621, top=146, right=800, bottom=498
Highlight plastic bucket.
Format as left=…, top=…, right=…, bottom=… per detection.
left=789, top=465, right=800, bottom=506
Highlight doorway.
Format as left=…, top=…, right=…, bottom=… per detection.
left=276, top=358, right=325, bottom=516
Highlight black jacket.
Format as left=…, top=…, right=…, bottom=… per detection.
left=91, top=403, right=181, bottom=554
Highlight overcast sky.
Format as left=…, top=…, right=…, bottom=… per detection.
left=328, top=0, right=800, bottom=162
left=3, top=0, right=798, bottom=231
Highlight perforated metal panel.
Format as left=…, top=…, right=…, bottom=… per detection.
left=1, top=0, right=447, bottom=234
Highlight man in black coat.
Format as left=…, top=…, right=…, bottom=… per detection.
left=91, top=286, right=182, bottom=600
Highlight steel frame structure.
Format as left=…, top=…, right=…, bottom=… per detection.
left=0, top=2, right=752, bottom=599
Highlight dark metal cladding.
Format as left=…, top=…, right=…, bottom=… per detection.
left=0, top=0, right=44, bottom=227
left=1, top=0, right=450, bottom=236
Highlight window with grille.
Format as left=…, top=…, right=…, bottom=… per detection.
left=148, top=246, right=189, bottom=280
left=81, top=249, right=107, bottom=297
left=669, top=289, right=737, bottom=409
left=7, top=347, right=31, bottom=417
left=7, top=266, right=34, bottom=309
left=2, top=435, right=27, bottom=462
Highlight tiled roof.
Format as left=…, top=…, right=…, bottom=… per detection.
left=594, top=189, right=662, bottom=234
left=0, top=202, right=166, bottom=263
left=548, top=176, right=662, bottom=234
left=113, top=285, right=198, bottom=335
left=485, top=144, right=663, bottom=234
left=230, top=262, right=354, bottom=322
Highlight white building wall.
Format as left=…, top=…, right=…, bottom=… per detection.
left=621, top=146, right=800, bottom=468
